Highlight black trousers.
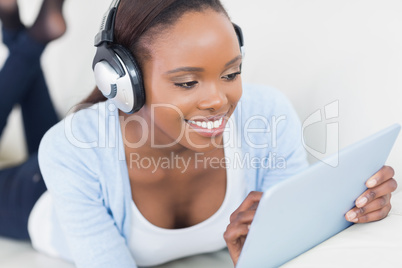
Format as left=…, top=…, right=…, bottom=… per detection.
left=0, top=26, right=57, bottom=239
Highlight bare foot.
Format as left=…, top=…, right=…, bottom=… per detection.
left=0, top=0, right=17, bottom=11
left=28, top=0, right=66, bottom=44
left=0, top=0, right=24, bottom=30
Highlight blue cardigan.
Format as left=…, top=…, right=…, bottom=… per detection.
left=38, top=84, right=308, bottom=268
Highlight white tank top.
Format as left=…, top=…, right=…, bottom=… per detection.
left=127, top=135, right=247, bottom=266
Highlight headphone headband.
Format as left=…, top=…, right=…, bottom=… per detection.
left=94, top=0, right=121, bottom=46
left=233, top=23, right=245, bottom=57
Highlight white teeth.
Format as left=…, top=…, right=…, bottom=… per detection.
left=188, top=118, right=224, bottom=130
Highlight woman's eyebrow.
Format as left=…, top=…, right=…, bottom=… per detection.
left=165, top=66, right=204, bottom=75
left=224, top=55, right=242, bottom=67
left=165, top=55, right=243, bottom=75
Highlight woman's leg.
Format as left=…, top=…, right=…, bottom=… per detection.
left=19, top=0, right=66, bottom=153
left=20, top=67, right=59, bottom=154
left=0, top=30, right=46, bottom=140
left=0, top=154, right=47, bottom=240
left=0, top=0, right=66, bottom=240
left=0, top=0, right=65, bottom=146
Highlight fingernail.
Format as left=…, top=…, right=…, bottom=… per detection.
left=367, top=178, right=377, bottom=188
left=352, top=218, right=358, bottom=223
left=247, top=225, right=251, bottom=229
left=356, top=197, right=368, bottom=207
left=346, top=211, right=357, bottom=221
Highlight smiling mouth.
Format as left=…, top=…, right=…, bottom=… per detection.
left=183, top=112, right=229, bottom=138
left=184, top=112, right=228, bottom=130
left=186, top=117, right=224, bottom=130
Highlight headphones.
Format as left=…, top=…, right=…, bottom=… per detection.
left=92, top=0, right=245, bottom=114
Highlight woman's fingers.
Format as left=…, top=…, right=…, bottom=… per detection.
left=365, top=166, right=395, bottom=188
left=352, top=205, right=392, bottom=223
left=225, top=191, right=263, bottom=266
left=234, top=210, right=257, bottom=224
left=346, top=194, right=391, bottom=222
left=224, top=211, right=255, bottom=264
left=230, top=191, right=262, bottom=222
left=355, top=178, right=397, bottom=208
left=223, top=215, right=255, bottom=243
left=226, top=202, right=259, bottom=242
left=345, top=165, right=397, bottom=223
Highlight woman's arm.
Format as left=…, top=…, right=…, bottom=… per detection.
left=38, top=124, right=137, bottom=268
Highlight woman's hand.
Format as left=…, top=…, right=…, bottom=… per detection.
left=345, top=165, right=397, bottom=223
left=224, top=191, right=262, bottom=266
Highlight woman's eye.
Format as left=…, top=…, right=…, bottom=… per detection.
left=174, top=81, right=198, bottom=89
left=222, top=72, right=241, bottom=81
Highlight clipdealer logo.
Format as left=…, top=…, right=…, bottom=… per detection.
left=302, top=100, right=339, bottom=167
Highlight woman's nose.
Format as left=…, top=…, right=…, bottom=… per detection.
left=197, top=84, right=228, bottom=112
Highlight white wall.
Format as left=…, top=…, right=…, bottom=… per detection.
left=1, top=0, right=401, bottom=186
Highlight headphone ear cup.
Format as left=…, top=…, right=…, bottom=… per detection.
left=93, top=60, right=119, bottom=99
left=110, top=44, right=145, bottom=114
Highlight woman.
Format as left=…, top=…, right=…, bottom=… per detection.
left=36, top=0, right=397, bottom=267
left=0, top=0, right=64, bottom=239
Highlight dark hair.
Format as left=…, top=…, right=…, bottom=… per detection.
left=81, top=0, right=229, bottom=106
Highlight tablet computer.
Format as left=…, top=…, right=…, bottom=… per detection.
left=236, top=123, right=401, bottom=268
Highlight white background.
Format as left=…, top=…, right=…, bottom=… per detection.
left=0, top=0, right=401, bottom=186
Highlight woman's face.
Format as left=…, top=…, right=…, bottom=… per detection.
left=139, top=9, right=243, bottom=153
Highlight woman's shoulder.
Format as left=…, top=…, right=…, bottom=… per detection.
left=38, top=101, right=123, bottom=192
left=38, top=101, right=115, bottom=168
left=40, top=101, right=111, bottom=150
